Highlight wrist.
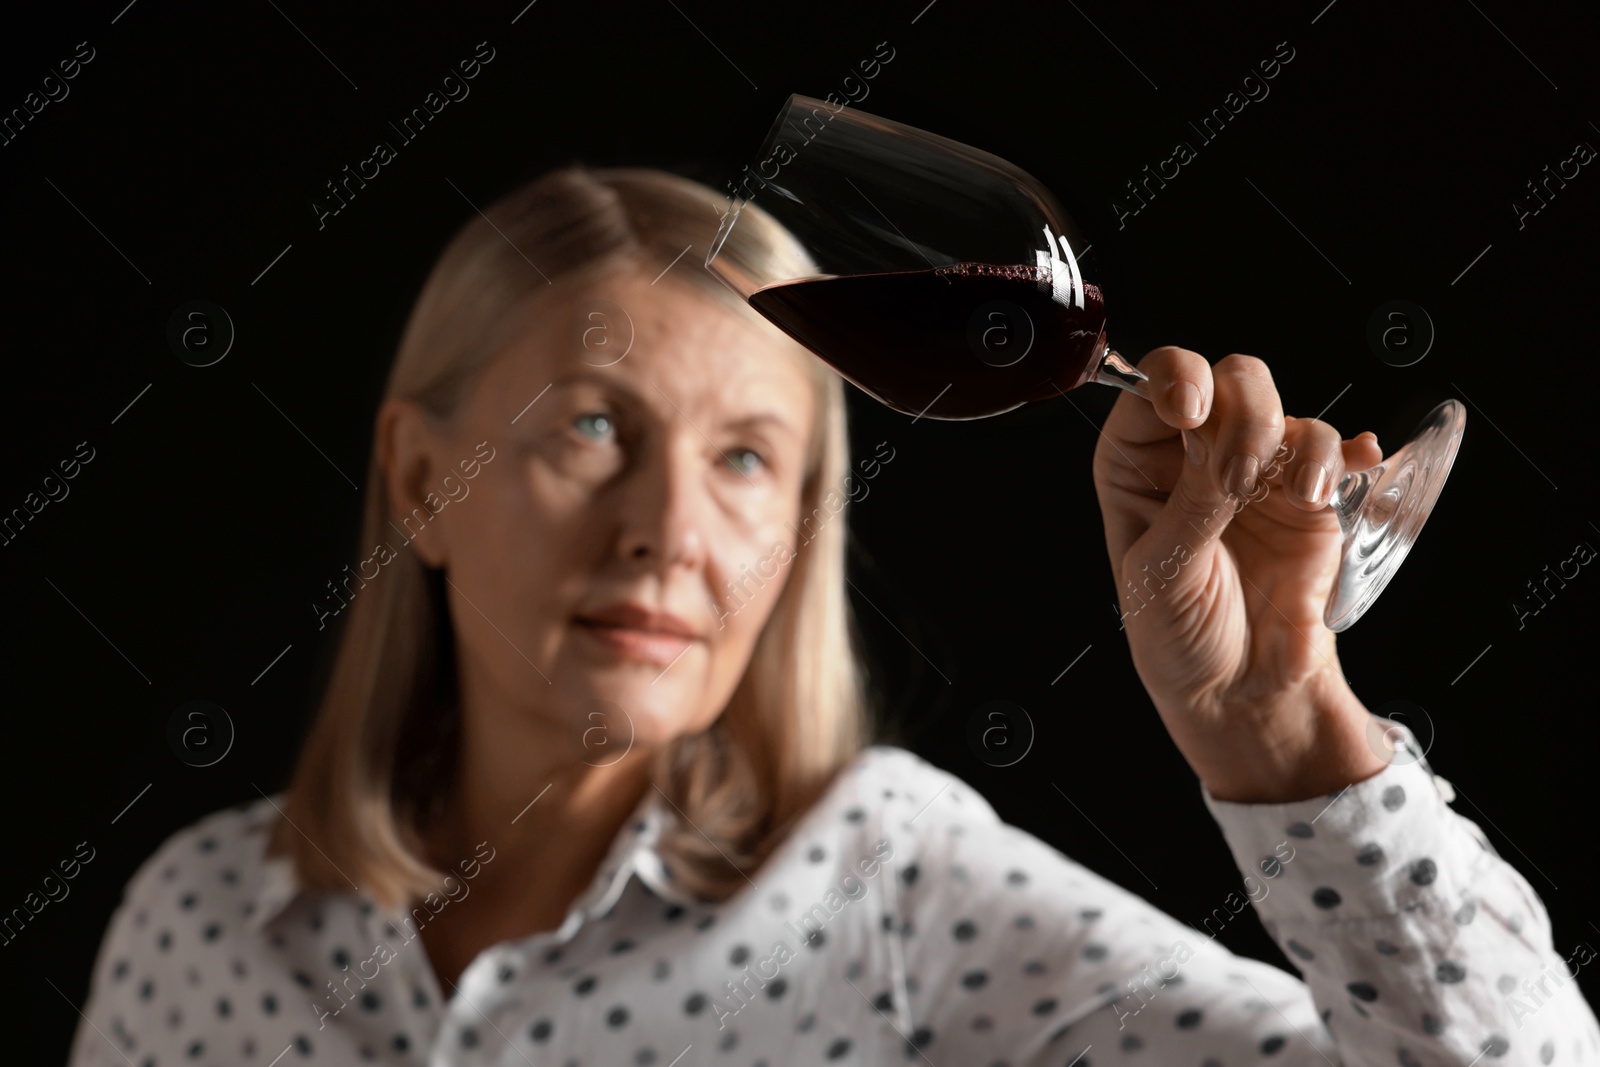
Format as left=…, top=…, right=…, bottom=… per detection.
left=1195, top=671, right=1391, bottom=804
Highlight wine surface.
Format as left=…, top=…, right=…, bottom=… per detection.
left=749, top=263, right=1107, bottom=419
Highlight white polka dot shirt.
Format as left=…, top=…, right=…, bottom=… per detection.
left=68, top=724, right=1599, bottom=1066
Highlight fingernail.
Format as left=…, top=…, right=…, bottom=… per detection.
left=1168, top=381, right=1202, bottom=421
left=1295, top=460, right=1329, bottom=505
left=1224, top=453, right=1259, bottom=497
left=1182, top=428, right=1207, bottom=466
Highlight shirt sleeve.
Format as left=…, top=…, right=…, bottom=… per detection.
left=1200, top=720, right=1600, bottom=1063
left=874, top=728, right=1599, bottom=1067
left=65, top=861, right=168, bottom=1067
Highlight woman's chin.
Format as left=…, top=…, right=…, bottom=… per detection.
left=549, top=679, right=712, bottom=767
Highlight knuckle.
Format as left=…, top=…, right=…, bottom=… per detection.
left=1216, top=352, right=1271, bottom=381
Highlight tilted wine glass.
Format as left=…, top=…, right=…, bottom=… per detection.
left=706, top=93, right=1465, bottom=631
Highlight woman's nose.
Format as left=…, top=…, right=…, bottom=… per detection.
left=617, top=433, right=708, bottom=570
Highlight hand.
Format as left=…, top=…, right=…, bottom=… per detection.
left=1090, top=347, right=1393, bottom=803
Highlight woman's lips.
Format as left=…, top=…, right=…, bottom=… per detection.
left=574, top=619, right=695, bottom=665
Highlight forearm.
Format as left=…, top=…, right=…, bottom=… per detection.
left=1174, top=666, right=1391, bottom=804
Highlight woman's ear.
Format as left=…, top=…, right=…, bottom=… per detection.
left=377, top=397, right=449, bottom=569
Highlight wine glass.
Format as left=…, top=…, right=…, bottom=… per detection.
left=706, top=93, right=1465, bottom=632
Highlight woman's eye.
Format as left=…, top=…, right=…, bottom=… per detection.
left=725, top=448, right=767, bottom=476
left=571, top=412, right=615, bottom=441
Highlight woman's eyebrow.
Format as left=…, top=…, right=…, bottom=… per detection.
left=725, top=411, right=801, bottom=440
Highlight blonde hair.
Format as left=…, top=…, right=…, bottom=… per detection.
left=269, top=165, right=871, bottom=906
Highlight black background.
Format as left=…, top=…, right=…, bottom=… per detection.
left=4, top=0, right=1597, bottom=1059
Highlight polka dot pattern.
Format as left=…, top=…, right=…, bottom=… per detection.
left=63, top=738, right=1593, bottom=1067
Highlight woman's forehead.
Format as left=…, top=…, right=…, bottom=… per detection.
left=491, top=272, right=816, bottom=428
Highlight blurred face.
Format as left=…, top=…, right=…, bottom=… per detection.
left=381, top=263, right=817, bottom=762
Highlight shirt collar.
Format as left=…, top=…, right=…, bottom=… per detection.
left=246, top=784, right=698, bottom=935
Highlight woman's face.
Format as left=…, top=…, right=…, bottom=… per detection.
left=383, top=263, right=817, bottom=762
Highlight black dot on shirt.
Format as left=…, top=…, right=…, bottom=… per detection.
left=1082, top=943, right=1108, bottom=962
left=1399, top=1048, right=1424, bottom=1067
left=187, top=1039, right=204, bottom=1058
left=1409, top=858, right=1438, bottom=886
left=1422, top=1012, right=1445, bottom=1035
left=808, top=846, right=826, bottom=863
left=652, top=960, right=670, bottom=981
left=202, top=922, right=222, bottom=942
left=1455, top=901, right=1477, bottom=925
left=1286, top=939, right=1315, bottom=961
left=1005, top=870, right=1028, bottom=886
left=1312, top=887, right=1342, bottom=909
left=1023, top=960, right=1046, bottom=976
left=903, top=1025, right=933, bottom=1056
left=1436, top=960, right=1467, bottom=983
left=392, top=1034, right=409, bottom=1052
left=140, top=980, right=156, bottom=1000
left=952, top=920, right=978, bottom=941
left=634, top=1047, right=657, bottom=1065
left=574, top=975, right=598, bottom=995
left=412, top=988, right=429, bottom=1008
left=607, top=1005, right=629, bottom=1028
left=1356, top=843, right=1385, bottom=866
left=1540, top=1039, right=1555, bottom=1064
left=1260, top=856, right=1283, bottom=878
left=198, top=837, right=218, bottom=852
left=766, top=978, right=788, bottom=1000
left=331, top=948, right=350, bottom=968
left=216, top=997, right=231, bottom=1017
left=1382, top=785, right=1407, bottom=811
left=971, top=1014, right=993, bottom=1032
left=681, top=991, right=707, bottom=1016
left=459, top=1028, right=478, bottom=1048
left=663, top=903, right=686, bottom=922
left=1375, top=939, right=1401, bottom=956
left=1014, top=914, right=1035, bottom=930
left=1261, top=1035, right=1287, bottom=1055
left=498, top=964, right=517, bottom=982
left=844, top=807, right=866, bottom=824
left=729, top=944, right=751, bottom=965
left=872, top=988, right=894, bottom=1012
left=262, top=992, right=278, bottom=1014
left=1122, top=1034, right=1144, bottom=1051
left=529, top=1019, right=553, bottom=1042
left=1347, top=981, right=1379, bottom=1002
left=1481, top=1035, right=1511, bottom=1059
left=294, top=1034, right=312, bottom=1056
left=826, top=1037, right=852, bottom=1059
left=962, top=970, right=988, bottom=990
left=807, top=929, right=828, bottom=949
left=1287, top=822, right=1314, bottom=838
left=900, top=863, right=920, bottom=886
left=179, top=892, right=198, bottom=910
left=158, top=931, right=172, bottom=951
left=695, top=914, right=717, bottom=931
left=798, top=1012, right=817, bottom=1032
left=1032, top=998, right=1057, bottom=1016
left=718, top=1029, right=739, bottom=1052
left=360, top=991, right=380, bottom=1012
left=1176, top=1008, right=1202, bottom=1028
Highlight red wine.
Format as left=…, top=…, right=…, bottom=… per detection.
left=748, top=263, right=1107, bottom=420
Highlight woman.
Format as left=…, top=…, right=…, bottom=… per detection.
left=68, top=166, right=1596, bottom=1065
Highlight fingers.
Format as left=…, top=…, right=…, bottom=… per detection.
left=1190, top=354, right=1285, bottom=499
left=1102, top=346, right=1214, bottom=448
left=1279, top=416, right=1343, bottom=509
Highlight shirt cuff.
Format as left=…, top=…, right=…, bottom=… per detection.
left=1198, top=719, right=1481, bottom=921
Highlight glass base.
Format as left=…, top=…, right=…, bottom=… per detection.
left=1324, top=399, right=1466, bottom=632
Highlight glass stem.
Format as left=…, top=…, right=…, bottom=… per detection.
left=1090, top=344, right=1152, bottom=402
